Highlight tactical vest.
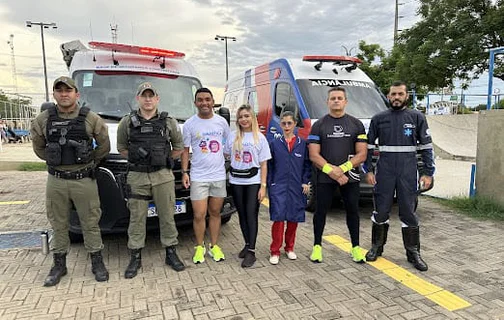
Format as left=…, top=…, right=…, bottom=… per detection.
left=128, top=111, right=171, bottom=169
left=45, top=106, right=93, bottom=166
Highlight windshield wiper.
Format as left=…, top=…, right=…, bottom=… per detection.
left=98, top=113, right=123, bottom=121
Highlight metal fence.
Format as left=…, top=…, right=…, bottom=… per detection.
left=410, top=93, right=503, bottom=114
left=0, top=100, right=38, bottom=130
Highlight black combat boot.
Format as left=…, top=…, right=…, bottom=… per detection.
left=43, top=253, right=68, bottom=287
left=90, top=251, right=109, bottom=282
left=365, top=222, right=389, bottom=261
left=402, top=226, right=428, bottom=271
left=125, top=249, right=142, bottom=279
left=165, top=246, right=185, bottom=271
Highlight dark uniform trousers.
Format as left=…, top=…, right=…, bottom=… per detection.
left=127, top=169, right=178, bottom=249
left=373, top=153, right=419, bottom=227
left=46, top=175, right=104, bottom=253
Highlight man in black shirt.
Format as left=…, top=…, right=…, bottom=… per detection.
left=308, top=87, right=368, bottom=263
left=364, top=81, right=435, bottom=271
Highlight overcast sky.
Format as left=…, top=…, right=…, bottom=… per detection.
left=0, top=0, right=500, bottom=107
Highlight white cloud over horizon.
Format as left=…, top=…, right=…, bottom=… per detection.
left=7, top=0, right=482, bottom=108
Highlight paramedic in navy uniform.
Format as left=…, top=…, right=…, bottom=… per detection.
left=364, top=81, right=435, bottom=272
left=308, top=87, right=368, bottom=264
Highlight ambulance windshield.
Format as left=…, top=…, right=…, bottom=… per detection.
left=73, top=71, right=201, bottom=120
left=296, top=79, right=388, bottom=119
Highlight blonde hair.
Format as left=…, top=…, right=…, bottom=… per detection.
left=233, top=104, right=260, bottom=153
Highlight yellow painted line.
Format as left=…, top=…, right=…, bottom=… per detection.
left=426, top=290, right=472, bottom=312
left=323, top=235, right=471, bottom=312
left=0, top=201, right=30, bottom=205
left=261, top=201, right=471, bottom=312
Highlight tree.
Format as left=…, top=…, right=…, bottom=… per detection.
left=357, top=41, right=429, bottom=96
left=398, top=0, right=504, bottom=90
left=357, top=40, right=399, bottom=94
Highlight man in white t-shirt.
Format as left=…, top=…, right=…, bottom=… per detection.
left=181, top=88, right=230, bottom=264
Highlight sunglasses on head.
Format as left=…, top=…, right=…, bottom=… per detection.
left=280, top=121, right=294, bottom=126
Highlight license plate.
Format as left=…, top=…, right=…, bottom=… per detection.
left=147, top=201, right=186, bottom=217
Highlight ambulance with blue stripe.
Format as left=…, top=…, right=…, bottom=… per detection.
left=222, top=55, right=389, bottom=204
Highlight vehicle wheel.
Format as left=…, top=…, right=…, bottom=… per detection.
left=69, top=231, right=84, bottom=243
left=221, top=216, right=232, bottom=224
left=305, top=186, right=316, bottom=212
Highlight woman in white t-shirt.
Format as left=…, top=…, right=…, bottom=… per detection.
left=226, top=104, right=271, bottom=268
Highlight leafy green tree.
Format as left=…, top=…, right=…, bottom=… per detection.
left=398, top=0, right=504, bottom=90
left=357, top=40, right=399, bottom=94
left=492, top=99, right=504, bottom=109
left=357, top=41, right=428, bottom=96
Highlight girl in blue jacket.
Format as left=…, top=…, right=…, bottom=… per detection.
left=267, top=111, right=311, bottom=265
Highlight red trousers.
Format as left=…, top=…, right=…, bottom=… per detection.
left=270, top=221, right=298, bottom=256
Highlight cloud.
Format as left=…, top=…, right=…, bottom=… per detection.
left=0, top=0, right=421, bottom=105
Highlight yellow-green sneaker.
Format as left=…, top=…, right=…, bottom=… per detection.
left=310, top=245, right=322, bottom=263
left=208, top=244, right=225, bottom=262
left=193, top=245, right=206, bottom=264
left=351, top=246, right=366, bottom=264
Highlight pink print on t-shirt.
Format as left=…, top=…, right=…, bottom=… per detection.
left=242, top=151, right=252, bottom=163
left=209, top=140, right=220, bottom=153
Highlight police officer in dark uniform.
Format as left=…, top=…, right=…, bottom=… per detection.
left=31, top=76, right=110, bottom=286
left=365, top=81, right=435, bottom=271
left=117, top=82, right=185, bottom=278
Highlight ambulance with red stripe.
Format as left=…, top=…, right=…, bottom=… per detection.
left=222, top=55, right=389, bottom=206
left=59, top=40, right=235, bottom=240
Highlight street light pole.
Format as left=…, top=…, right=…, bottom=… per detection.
left=26, top=21, right=57, bottom=102
left=487, top=47, right=504, bottom=110
left=215, top=35, right=236, bottom=82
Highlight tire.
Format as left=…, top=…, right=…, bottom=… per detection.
left=305, top=186, right=316, bottom=213
left=221, top=215, right=232, bottom=225
left=69, top=231, right=84, bottom=243
left=305, top=166, right=317, bottom=213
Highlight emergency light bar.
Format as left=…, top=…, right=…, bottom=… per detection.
left=89, top=41, right=185, bottom=59
left=302, top=55, right=362, bottom=64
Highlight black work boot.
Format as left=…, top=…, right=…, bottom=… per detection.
left=43, top=253, right=68, bottom=287
left=241, top=250, right=256, bottom=268
left=402, top=226, right=428, bottom=271
left=125, top=249, right=142, bottom=279
left=238, top=244, right=249, bottom=259
left=365, top=222, right=389, bottom=261
left=165, top=246, right=185, bottom=271
left=90, top=251, right=109, bottom=282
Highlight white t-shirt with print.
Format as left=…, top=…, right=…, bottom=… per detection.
left=183, top=114, right=230, bottom=182
left=225, top=131, right=271, bottom=185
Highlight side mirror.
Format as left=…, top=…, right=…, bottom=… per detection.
left=40, top=102, right=56, bottom=112
left=218, top=107, right=231, bottom=125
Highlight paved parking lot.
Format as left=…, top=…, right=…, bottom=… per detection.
left=1, top=171, right=504, bottom=319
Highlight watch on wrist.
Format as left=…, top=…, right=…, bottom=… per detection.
left=182, top=170, right=190, bottom=174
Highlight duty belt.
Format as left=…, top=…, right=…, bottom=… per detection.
left=48, top=166, right=94, bottom=180
left=128, top=164, right=166, bottom=173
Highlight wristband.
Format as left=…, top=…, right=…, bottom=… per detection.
left=322, top=163, right=333, bottom=174
left=261, top=183, right=267, bottom=188
left=338, top=161, right=353, bottom=173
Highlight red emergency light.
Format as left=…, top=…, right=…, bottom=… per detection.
left=302, top=55, right=362, bottom=64
left=89, top=41, right=185, bottom=59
